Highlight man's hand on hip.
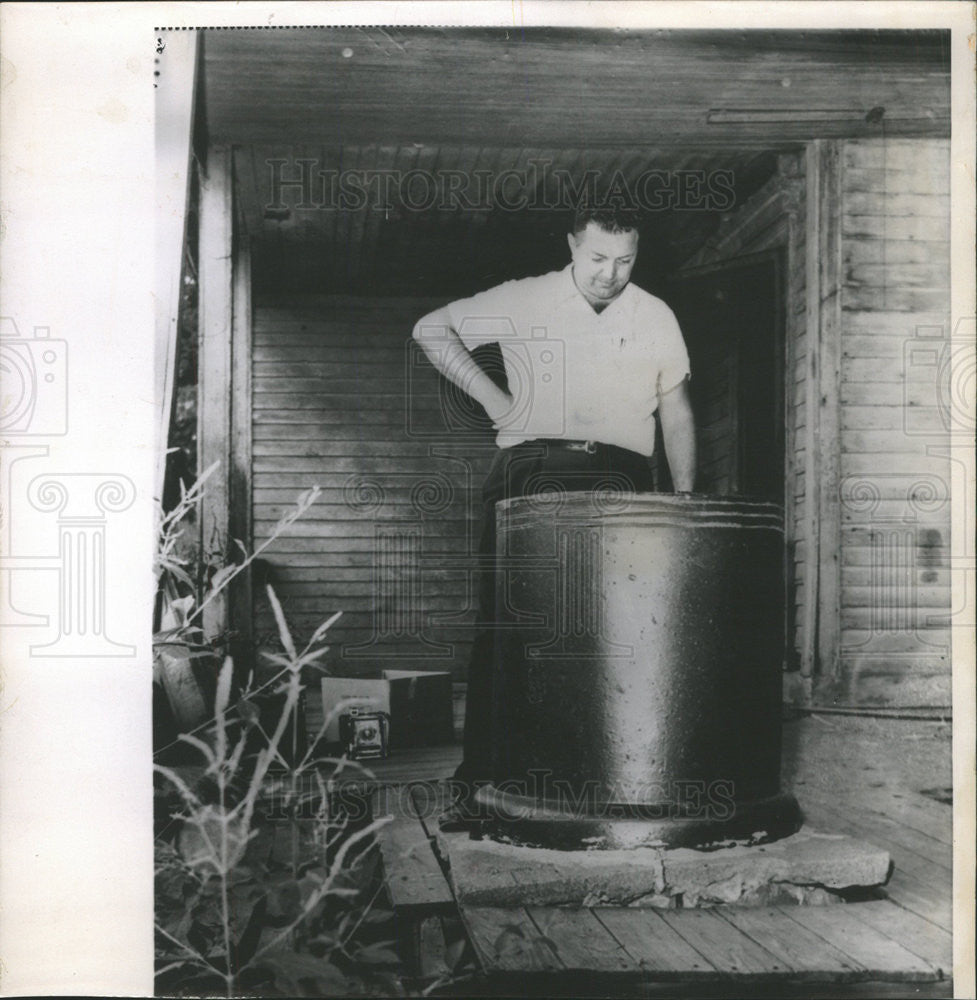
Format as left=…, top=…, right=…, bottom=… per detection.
left=413, top=308, right=513, bottom=427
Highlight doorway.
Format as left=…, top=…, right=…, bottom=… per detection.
left=665, top=250, right=786, bottom=504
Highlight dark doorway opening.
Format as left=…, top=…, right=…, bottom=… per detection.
left=665, top=250, right=786, bottom=505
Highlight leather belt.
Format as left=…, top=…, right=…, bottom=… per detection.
left=531, top=438, right=600, bottom=454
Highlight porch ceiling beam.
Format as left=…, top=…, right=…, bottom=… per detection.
left=200, top=28, right=949, bottom=148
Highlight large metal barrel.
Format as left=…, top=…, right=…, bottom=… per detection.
left=474, top=492, right=802, bottom=849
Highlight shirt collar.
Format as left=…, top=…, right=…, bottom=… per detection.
left=557, top=262, right=580, bottom=304
left=559, top=262, right=634, bottom=315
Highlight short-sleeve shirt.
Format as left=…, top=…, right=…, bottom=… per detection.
left=440, top=264, right=690, bottom=456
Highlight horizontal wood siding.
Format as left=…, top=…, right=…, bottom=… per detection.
left=680, top=140, right=952, bottom=706
left=836, top=138, right=951, bottom=705
left=251, top=296, right=495, bottom=677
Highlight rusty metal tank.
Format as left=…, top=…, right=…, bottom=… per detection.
left=474, top=492, right=802, bottom=850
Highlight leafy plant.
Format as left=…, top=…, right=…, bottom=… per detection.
left=154, top=462, right=321, bottom=655
left=153, top=472, right=402, bottom=996
left=155, top=588, right=401, bottom=997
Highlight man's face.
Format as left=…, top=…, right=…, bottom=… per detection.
left=568, top=223, right=639, bottom=304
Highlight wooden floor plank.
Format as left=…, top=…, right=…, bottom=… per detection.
left=417, top=914, right=451, bottom=981
left=801, top=798, right=935, bottom=866
left=802, top=807, right=950, bottom=892
left=460, top=906, right=563, bottom=972
left=847, top=900, right=952, bottom=976
left=407, top=780, right=450, bottom=839
left=714, top=906, right=865, bottom=979
left=781, top=902, right=940, bottom=981
left=658, top=909, right=789, bottom=975
left=796, top=777, right=953, bottom=846
left=883, top=868, right=952, bottom=933
left=526, top=907, right=639, bottom=974
left=884, top=861, right=951, bottom=920
left=802, top=793, right=952, bottom=871
left=374, top=791, right=454, bottom=912
left=335, top=744, right=462, bottom=787
left=840, top=790, right=951, bottom=847
left=594, top=908, right=717, bottom=975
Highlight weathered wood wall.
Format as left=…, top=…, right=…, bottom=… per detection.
left=250, top=295, right=496, bottom=677
left=681, top=139, right=951, bottom=706
left=246, top=139, right=951, bottom=704
left=836, top=138, right=951, bottom=706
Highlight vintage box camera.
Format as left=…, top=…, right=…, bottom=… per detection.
left=318, top=671, right=454, bottom=750
left=338, top=707, right=390, bottom=760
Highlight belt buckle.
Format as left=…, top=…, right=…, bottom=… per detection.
left=562, top=439, right=597, bottom=454
left=567, top=439, right=597, bottom=454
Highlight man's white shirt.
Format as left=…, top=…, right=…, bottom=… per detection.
left=438, top=264, right=691, bottom=456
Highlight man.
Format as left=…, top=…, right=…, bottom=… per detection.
left=412, top=204, right=696, bottom=808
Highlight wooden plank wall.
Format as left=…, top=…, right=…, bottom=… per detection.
left=250, top=296, right=496, bottom=678
left=835, top=138, right=951, bottom=706
left=680, top=139, right=952, bottom=706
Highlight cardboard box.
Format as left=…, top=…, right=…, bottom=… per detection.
left=317, top=669, right=454, bottom=750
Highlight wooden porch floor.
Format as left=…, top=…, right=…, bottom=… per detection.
left=365, top=713, right=953, bottom=997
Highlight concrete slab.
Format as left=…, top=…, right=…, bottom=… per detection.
left=437, top=825, right=891, bottom=908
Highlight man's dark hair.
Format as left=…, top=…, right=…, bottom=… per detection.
left=571, top=203, right=641, bottom=238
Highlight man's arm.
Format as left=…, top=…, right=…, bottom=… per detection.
left=412, top=308, right=513, bottom=426
left=658, top=377, right=697, bottom=492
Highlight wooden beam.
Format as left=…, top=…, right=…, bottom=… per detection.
left=154, top=31, right=199, bottom=503
left=803, top=140, right=843, bottom=692
left=801, top=149, right=822, bottom=680
left=200, top=29, right=950, bottom=148
left=229, top=233, right=253, bottom=654
left=198, top=145, right=234, bottom=641
left=782, top=191, right=804, bottom=681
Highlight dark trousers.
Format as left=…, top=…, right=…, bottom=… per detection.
left=458, top=440, right=655, bottom=783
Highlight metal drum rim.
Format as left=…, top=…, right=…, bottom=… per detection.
left=497, top=491, right=784, bottom=514
left=497, top=493, right=785, bottom=531
left=474, top=785, right=804, bottom=851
